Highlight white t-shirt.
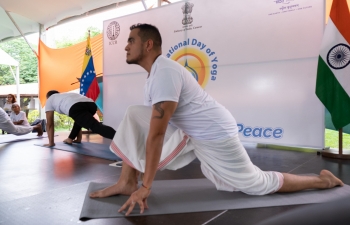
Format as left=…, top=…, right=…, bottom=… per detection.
left=144, top=55, right=237, bottom=140
left=45, top=93, right=93, bottom=115
left=0, top=107, right=11, bottom=123
left=3, top=102, right=16, bottom=115
left=10, top=111, right=30, bottom=126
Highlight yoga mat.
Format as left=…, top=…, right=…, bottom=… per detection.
left=0, top=133, right=49, bottom=144
left=80, top=178, right=350, bottom=220
left=36, top=142, right=121, bottom=161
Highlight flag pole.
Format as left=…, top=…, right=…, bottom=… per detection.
left=322, top=127, right=350, bottom=159
left=339, top=128, right=343, bottom=155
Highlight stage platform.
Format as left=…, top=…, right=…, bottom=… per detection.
left=0, top=131, right=349, bottom=225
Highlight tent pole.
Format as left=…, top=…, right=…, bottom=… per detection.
left=339, top=128, right=343, bottom=155
left=4, top=11, right=38, bottom=57
left=16, top=65, right=20, bottom=106
left=9, top=65, right=16, bottom=80
left=141, top=0, right=147, bottom=10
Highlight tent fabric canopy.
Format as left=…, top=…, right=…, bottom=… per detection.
left=38, top=34, right=103, bottom=106
left=0, top=7, right=39, bottom=42
left=0, top=48, right=18, bottom=66
left=0, top=0, right=126, bottom=35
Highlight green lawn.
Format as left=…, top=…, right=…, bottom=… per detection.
left=325, top=129, right=350, bottom=150
left=1, top=127, right=348, bottom=150
left=46, top=128, right=350, bottom=150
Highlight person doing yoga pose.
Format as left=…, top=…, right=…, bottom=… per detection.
left=44, top=91, right=116, bottom=147
left=90, top=23, right=343, bottom=216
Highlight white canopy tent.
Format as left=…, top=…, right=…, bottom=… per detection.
left=0, top=48, right=20, bottom=103
left=0, top=0, right=165, bottom=114
left=0, top=0, right=173, bottom=42
left=0, top=0, right=131, bottom=42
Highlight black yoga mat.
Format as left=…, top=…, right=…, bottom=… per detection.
left=36, top=141, right=121, bottom=161
left=0, top=133, right=49, bottom=144
left=80, top=178, right=350, bottom=219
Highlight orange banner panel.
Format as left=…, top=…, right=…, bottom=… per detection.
left=38, top=34, right=103, bottom=106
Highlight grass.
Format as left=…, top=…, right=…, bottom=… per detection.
left=325, top=129, right=350, bottom=150
left=1, top=127, right=349, bottom=150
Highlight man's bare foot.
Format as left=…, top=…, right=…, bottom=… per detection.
left=89, top=181, right=138, bottom=198
left=319, top=170, right=344, bottom=188
left=33, top=124, right=43, bottom=136
left=63, top=138, right=73, bottom=145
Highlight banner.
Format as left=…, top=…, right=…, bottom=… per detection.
left=38, top=34, right=103, bottom=106
left=103, top=0, right=325, bottom=148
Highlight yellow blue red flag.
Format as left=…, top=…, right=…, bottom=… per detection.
left=80, top=33, right=100, bottom=101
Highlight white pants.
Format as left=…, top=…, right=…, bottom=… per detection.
left=0, top=120, right=33, bottom=135
left=111, top=105, right=283, bottom=195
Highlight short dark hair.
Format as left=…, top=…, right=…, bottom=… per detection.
left=46, top=90, right=59, bottom=99
left=130, top=23, right=162, bottom=49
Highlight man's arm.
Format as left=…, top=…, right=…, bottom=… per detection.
left=13, top=120, right=24, bottom=125
left=44, top=111, right=55, bottom=147
left=119, top=101, right=178, bottom=216
left=143, top=101, right=178, bottom=188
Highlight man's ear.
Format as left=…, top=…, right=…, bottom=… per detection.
left=146, top=39, right=154, bottom=52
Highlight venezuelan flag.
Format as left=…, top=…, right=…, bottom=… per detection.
left=80, top=33, right=100, bottom=101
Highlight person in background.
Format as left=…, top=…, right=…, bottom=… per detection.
left=3, top=94, right=17, bottom=116
left=10, top=103, right=30, bottom=126
left=0, top=108, right=43, bottom=136
left=44, top=91, right=116, bottom=146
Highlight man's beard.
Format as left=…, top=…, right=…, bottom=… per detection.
left=126, top=49, right=144, bottom=64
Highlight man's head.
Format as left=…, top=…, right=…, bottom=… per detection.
left=11, top=103, right=20, bottom=113
left=46, top=90, right=59, bottom=99
left=125, top=23, right=162, bottom=65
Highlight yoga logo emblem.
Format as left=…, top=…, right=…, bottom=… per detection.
left=167, top=38, right=219, bottom=88
left=106, top=21, right=120, bottom=45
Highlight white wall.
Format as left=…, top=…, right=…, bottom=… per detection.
left=103, top=0, right=325, bottom=148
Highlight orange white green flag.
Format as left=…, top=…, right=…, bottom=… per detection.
left=80, top=33, right=100, bottom=101
left=316, top=0, right=350, bottom=129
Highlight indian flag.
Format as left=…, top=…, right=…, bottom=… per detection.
left=316, top=0, right=350, bottom=130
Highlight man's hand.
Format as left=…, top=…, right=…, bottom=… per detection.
left=118, top=187, right=151, bottom=216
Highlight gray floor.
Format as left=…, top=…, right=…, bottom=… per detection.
left=0, top=131, right=349, bottom=225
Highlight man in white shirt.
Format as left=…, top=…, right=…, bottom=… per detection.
left=0, top=107, right=43, bottom=136
left=44, top=91, right=116, bottom=147
left=10, top=103, right=30, bottom=126
left=89, top=24, right=343, bottom=216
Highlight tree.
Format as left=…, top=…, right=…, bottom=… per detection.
left=0, top=38, right=38, bottom=85
left=55, top=26, right=101, bottom=48
left=0, top=26, right=101, bottom=85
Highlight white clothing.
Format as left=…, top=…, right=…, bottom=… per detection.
left=0, top=108, right=33, bottom=135
left=0, top=108, right=10, bottom=123
left=10, top=111, right=30, bottom=126
left=145, top=55, right=237, bottom=140
left=45, top=93, right=93, bottom=115
left=3, top=102, right=16, bottom=115
left=111, top=105, right=283, bottom=195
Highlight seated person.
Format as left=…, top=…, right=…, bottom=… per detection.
left=0, top=108, right=43, bottom=136
left=10, top=104, right=30, bottom=126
